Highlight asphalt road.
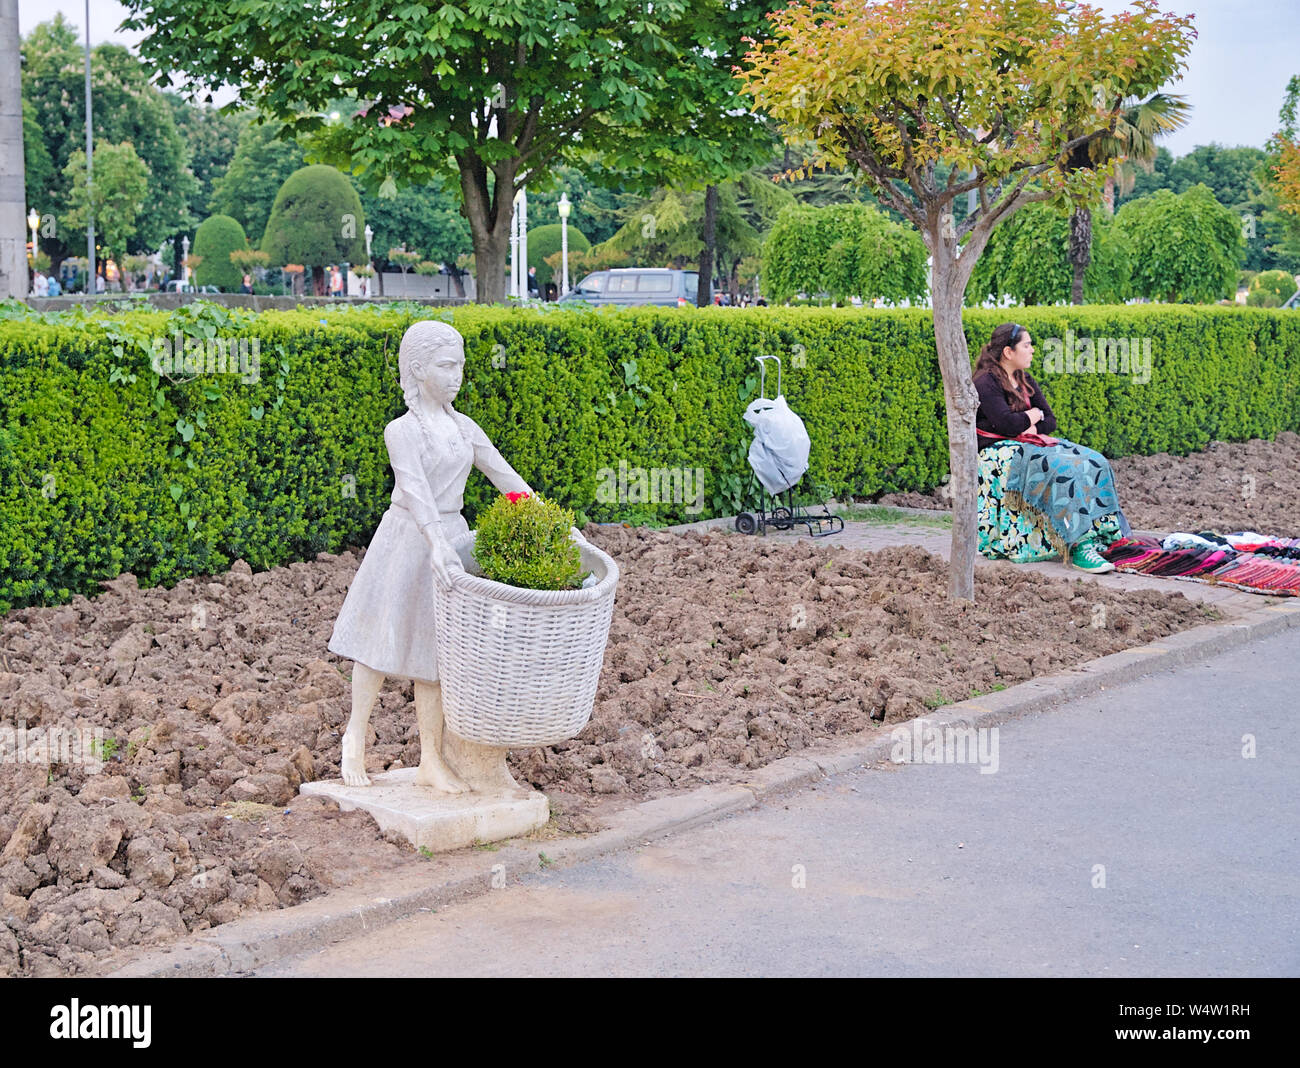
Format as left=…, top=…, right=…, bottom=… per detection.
left=259, top=627, right=1299, bottom=977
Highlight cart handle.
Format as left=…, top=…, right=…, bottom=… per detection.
left=755, top=354, right=781, bottom=400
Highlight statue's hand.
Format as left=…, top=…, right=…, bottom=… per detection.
left=430, top=542, right=460, bottom=588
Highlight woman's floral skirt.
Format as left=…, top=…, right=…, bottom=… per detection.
left=977, top=441, right=1127, bottom=563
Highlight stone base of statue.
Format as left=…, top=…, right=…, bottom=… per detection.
left=302, top=733, right=548, bottom=852
left=300, top=768, right=549, bottom=853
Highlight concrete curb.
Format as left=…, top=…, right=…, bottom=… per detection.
left=103, top=596, right=1300, bottom=977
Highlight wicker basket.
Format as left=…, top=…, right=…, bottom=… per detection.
left=431, top=532, right=619, bottom=748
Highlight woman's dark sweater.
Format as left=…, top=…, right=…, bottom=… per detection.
left=974, top=370, right=1057, bottom=447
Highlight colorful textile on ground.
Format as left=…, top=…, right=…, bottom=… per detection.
left=977, top=442, right=1126, bottom=563
left=1102, top=533, right=1300, bottom=596
left=1006, top=437, right=1132, bottom=548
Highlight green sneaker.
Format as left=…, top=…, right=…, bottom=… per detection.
left=1070, top=542, right=1115, bottom=573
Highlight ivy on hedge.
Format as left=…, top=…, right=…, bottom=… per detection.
left=1, top=301, right=1298, bottom=612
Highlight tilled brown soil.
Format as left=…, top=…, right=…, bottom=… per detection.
left=876, top=432, right=1300, bottom=535
left=0, top=527, right=1216, bottom=976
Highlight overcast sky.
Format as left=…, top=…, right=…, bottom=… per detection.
left=21, top=0, right=1300, bottom=158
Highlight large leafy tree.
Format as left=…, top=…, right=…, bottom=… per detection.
left=1063, top=91, right=1190, bottom=304
left=762, top=202, right=928, bottom=305
left=1157, top=144, right=1274, bottom=209
left=165, top=98, right=244, bottom=232
left=122, top=0, right=775, bottom=304
left=589, top=0, right=785, bottom=304
left=1121, top=141, right=1293, bottom=272
left=21, top=16, right=195, bottom=275
left=62, top=142, right=151, bottom=291
left=738, top=0, right=1195, bottom=600
left=1260, top=76, right=1300, bottom=271
left=966, top=200, right=1130, bottom=306
left=1275, top=140, right=1300, bottom=216
left=1114, top=184, right=1243, bottom=303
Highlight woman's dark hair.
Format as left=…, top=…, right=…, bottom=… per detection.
left=973, top=322, right=1030, bottom=410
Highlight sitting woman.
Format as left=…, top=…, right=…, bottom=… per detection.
left=973, top=322, right=1129, bottom=574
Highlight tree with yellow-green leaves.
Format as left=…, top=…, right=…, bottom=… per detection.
left=1274, top=138, right=1300, bottom=217
left=737, top=0, right=1196, bottom=599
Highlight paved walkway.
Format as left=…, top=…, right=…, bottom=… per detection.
left=258, top=627, right=1299, bottom=977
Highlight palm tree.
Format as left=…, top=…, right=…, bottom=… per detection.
left=1066, top=92, right=1192, bottom=304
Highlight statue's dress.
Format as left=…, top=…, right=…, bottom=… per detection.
left=328, top=408, right=527, bottom=683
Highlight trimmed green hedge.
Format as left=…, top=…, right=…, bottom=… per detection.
left=2, top=301, right=1298, bottom=611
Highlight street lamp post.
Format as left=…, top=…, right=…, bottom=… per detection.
left=510, top=190, right=521, bottom=299
left=27, top=207, right=38, bottom=289
left=512, top=189, right=522, bottom=301
left=181, top=234, right=190, bottom=289
left=363, top=224, right=374, bottom=297
left=558, top=193, right=571, bottom=298
left=84, top=0, right=95, bottom=293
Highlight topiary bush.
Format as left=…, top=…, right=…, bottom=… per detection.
left=528, top=222, right=590, bottom=290
left=472, top=491, right=584, bottom=590
left=193, top=215, right=249, bottom=291
left=261, top=165, right=368, bottom=294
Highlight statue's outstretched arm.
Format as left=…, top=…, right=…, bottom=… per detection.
left=462, top=416, right=587, bottom=546
left=463, top=416, right=531, bottom=497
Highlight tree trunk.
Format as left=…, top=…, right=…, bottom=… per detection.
left=1103, top=175, right=1116, bottom=217
left=928, top=240, right=980, bottom=602
left=459, top=153, right=516, bottom=305
left=0, top=0, right=27, bottom=300
left=312, top=265, right=326, bottom=295
left=729, top=257, right=740, bottom=304
left=1069, top=206, right=1092, bottom=306
left=698, top=184, right=718, bottom=307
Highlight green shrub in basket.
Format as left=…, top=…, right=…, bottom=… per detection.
left=472, top=492, right=586, bottom=591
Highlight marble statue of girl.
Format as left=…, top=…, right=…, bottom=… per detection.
left=328, top=320, right=535, bottom=791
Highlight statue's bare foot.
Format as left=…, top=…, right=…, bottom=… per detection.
left=341, top=732, right=371, bottom=787
left=414, top=756, right=468, bottom=794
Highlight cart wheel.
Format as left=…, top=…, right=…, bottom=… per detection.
left=735, top=512, right=759, bottom=535
left=770, top=506, right=794, bottom=531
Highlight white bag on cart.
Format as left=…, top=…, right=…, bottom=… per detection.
left=743, top=395, right=811, bottom=495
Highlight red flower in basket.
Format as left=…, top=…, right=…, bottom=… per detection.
left=505, top=492, right=530, bottom=503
